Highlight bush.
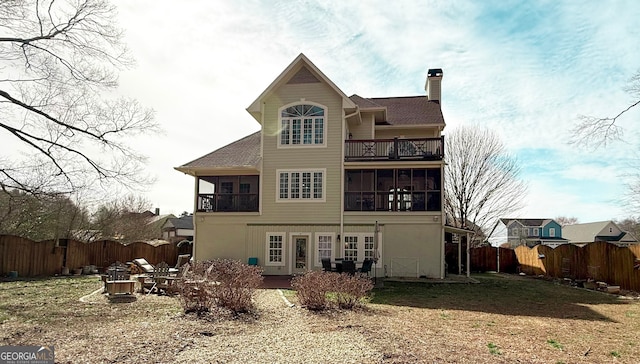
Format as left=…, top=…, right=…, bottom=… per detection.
left=175, top=260, right=217, bottom=315
left=176, top=259, right=263, bottom=315
left=292, top=271, right=374, bottom=310
left=333, top=273, right=374, bottom=309
left=291, top=271, right=335, bottom=310
left=209, top=259, right=263, bottom=313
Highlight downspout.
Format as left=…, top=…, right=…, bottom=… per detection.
left=340, top=106, right=360, bottom=251
left=466, top=232, right=471, bottom=278
left=192, top=173, right=198, bottom=260
left=441, top=157, right=447, bottom=279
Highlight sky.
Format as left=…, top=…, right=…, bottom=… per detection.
left=106, top=0, right=640, bottom=223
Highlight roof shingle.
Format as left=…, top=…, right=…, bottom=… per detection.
left=178, top=131, right=261, bottom=170
left=349, top=95, right=444, bottom=126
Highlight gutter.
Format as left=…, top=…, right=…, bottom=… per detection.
left=340, top=106, right=359, bottom=248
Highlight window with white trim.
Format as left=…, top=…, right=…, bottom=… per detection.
left=342, top=233, right=381, bottom=262
left=344, top=236, right=358, bottom=261
left=364, top=235, right=375, bottom=261
left=315, top=233, right=335, bottom=266
left=277, top=169, right=325, bottom=201
left=265, top=233, right=285, bottom=266
left=280, top=104, right=325, bottom=146
left=549, top=228, right=556, bottom=237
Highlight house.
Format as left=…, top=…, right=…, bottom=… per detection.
left=499, top=218, right=568, bottom=248
left=162, top=215, right=194, bottom=243
left=175, top=53, right=453, bottom=278
left=562, top=221, right=639, bottom=247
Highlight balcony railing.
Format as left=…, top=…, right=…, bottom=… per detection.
left=344, top=137, right=444, bottom=162
left=197, top=194, right=259, bottom=212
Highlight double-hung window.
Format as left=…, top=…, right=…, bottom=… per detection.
left=280, top=104, right=325, bottom=146
left=265, top=233, right=285, bottom=266
left=315, top=233, right=335, bottom=267
left=277, top=169, right=325, bottom=202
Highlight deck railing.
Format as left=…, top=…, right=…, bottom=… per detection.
left=344, top=136, right=444, bottom=161
left=197, top=194, right=259, bottom=212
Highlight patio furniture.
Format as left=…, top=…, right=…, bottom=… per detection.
left=175, top=254, right=191, bottom=269
left=321, top=258, right=335, bottom=272
left=133, top=257, right=178, bottom=275
left=341, top=260, right=356, bottom=275
left=105, top=262, right=136, bottom=295
left=143, top=262, right=177, bottom=295
left=358, top=258, right=373, bottom=276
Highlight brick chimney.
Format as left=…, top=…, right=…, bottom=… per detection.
left=425, top=68, right=443, bottom=102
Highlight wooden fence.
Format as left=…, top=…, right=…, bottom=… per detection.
left=0, top=235, right=192, bottom=277
left=445, top=243, right=519, bottom=274
left=514, top=242, right=640, bottom=291
left=446, top=242, right=640, bottom=292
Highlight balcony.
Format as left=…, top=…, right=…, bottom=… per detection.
left=344, top=137, right=444, bottom=162
left=197, top=193, right=259, bottom=212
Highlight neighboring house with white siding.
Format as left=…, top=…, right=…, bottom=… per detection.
left=562, top=221, right=639, bottom=247
left=175, top=53, right=451, bottom=278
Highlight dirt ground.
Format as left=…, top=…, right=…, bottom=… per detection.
left=1, top=274, right=639, bottom=363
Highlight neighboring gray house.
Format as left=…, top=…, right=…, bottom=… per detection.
left=562, top=221, right=639, bottom=247
left=162, top=215, right=194, bottom=243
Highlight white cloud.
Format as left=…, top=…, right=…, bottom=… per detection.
left=26, top=0, right=635, bottom=217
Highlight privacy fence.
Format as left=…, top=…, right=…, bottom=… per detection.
left=0, top=235, right=192, bottom=277
left=448, top=242, right=640, bottom=292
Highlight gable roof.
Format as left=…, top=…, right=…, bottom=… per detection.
left=164, top=215, right=194, bottom=230
left=350, top=95, right=445, bottom=126
left=175, top=132, right=261, bottom=175
left=562, top=221, right=629, bottom=243
left=500, top=218, right=554, bottom=227
left=246, top=53, right=356, bottom=121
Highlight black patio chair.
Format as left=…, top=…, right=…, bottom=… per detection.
left=321, top=258, right=335, bottom=272
left=358, top=258, right=373, bottom=276
left=341, top=260, right=356, bottom=275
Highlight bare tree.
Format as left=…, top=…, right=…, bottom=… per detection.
left=570, top=70, right=640, bottom=148
left=0, top=0, right=156, bottom=196
left=89, top=195, right=158, bottom=242
left=555, top=216, right=579, bottom=227
left=570, top=70, right=640, bottom=212
left=0, top=189, right=88, bottom=241
left=445, top=126, right=527, bottom=245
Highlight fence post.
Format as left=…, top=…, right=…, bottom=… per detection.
left=497, top=247, right=500, bottom=273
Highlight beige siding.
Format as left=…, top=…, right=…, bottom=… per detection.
left=347, top=113, right=374, bottom=139
left=260, top=82, right=343, bottom=224
left=383, top=223, right=443, bottom=278
left=375, top=127, right=441, bottom=139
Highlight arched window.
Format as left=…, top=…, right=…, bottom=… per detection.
left=280, top=104, right=325, bottom=146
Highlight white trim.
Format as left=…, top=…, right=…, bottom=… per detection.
left=314, top=232, right=336, bottom=267
left=341, top=232, right=381, bottom=262
left=549, top=227, right=556, bottom=238
left=276, top=168, right=327, bottom=202
left=265, top=232, right=286, bottom=266
left=277, top=101, right=327, bottom=149
left=289, top=232, right=312, bottom=275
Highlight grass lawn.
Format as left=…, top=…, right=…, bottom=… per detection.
left=1, top=273, right=639, bottom=363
